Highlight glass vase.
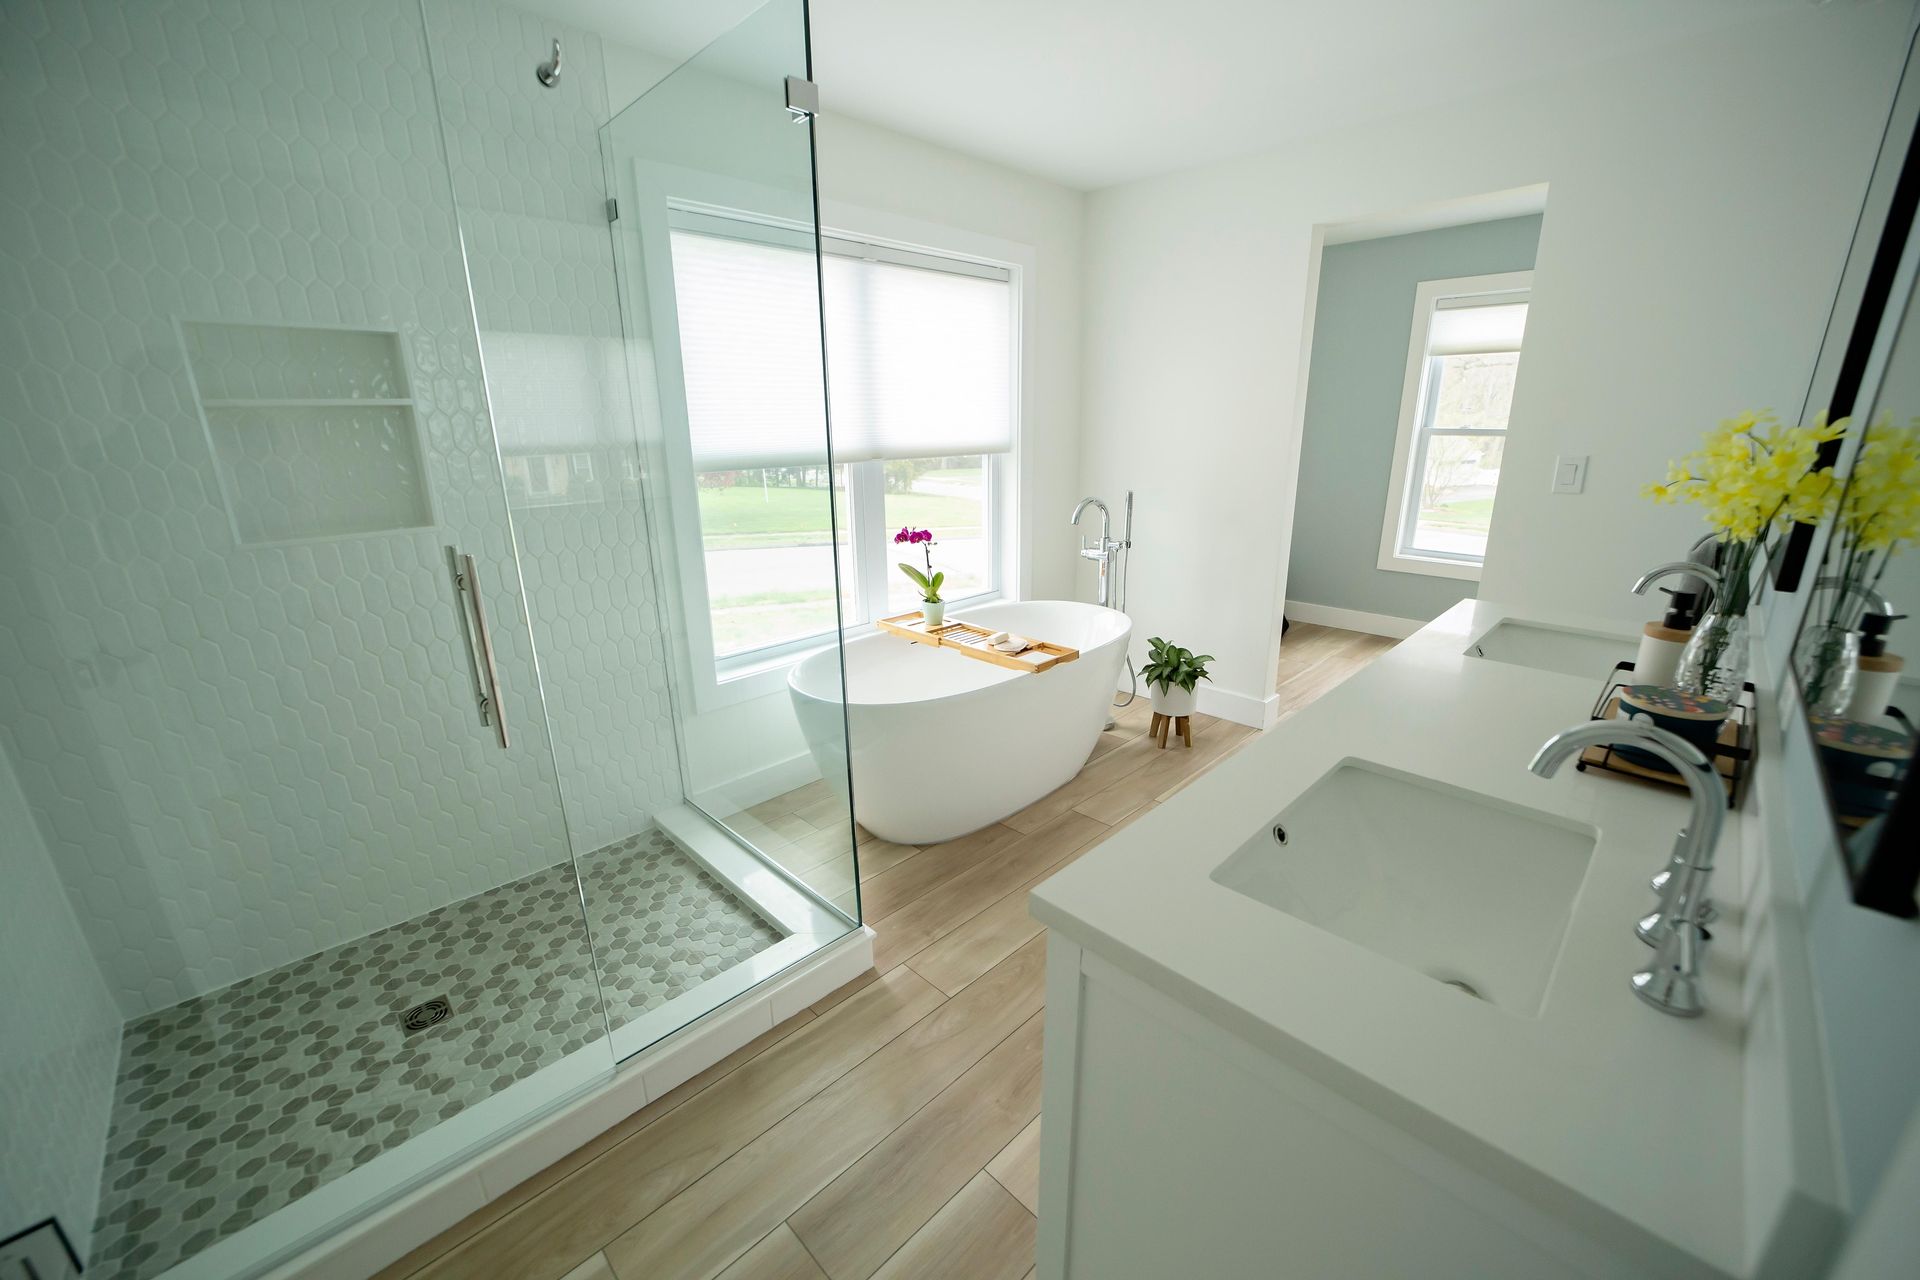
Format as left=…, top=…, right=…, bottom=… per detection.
left=1675, top=611, right=1750, bottom=703
left=1795, top=622, right=1861, bottom=716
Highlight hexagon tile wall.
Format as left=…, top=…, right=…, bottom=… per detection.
left=0, top=0, right=590, bottom=1016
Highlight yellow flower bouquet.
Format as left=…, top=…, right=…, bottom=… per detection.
left=1645, top=411, right=1843, bottom=698
left=1832, top=416, right=1920, bottom=600
left=1643, top=410, right=1844, bottom=615
left=1798, top=415, right=1917, bottom=712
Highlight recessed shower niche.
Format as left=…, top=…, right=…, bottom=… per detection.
left=180, top=320, right=435, bottom=545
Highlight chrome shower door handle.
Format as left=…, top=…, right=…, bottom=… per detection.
left=448, top=546, right=510, bottom=749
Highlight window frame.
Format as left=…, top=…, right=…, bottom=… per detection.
left=1376, top=271, right=1533, bottom=582
left=660, top=207, right=1019, bottom=703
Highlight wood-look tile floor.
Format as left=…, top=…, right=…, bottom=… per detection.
left=376, top=627, right=1387, bottom=1280
left=1274, top=621, right=1399, bottom=719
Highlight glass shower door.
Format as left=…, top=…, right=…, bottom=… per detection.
left=425, top=0, right=854, bottom=1066
left=600, top=0, right=863, bottom=931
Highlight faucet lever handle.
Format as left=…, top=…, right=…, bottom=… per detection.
left=1631, top=919, right=1708, bottom=1018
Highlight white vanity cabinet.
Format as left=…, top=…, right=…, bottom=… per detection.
left=1035, top=935, right=1706, bottom=1280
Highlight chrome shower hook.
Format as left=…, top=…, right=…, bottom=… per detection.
left=535, top=38, right=561, bottom=87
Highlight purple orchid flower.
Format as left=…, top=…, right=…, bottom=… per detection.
left=892, top=528, right=942, bottom=603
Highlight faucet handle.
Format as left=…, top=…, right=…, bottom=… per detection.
left=1631, top=920, right=1709, bottom=1018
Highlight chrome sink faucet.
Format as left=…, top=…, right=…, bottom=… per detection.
left=1071, top=496, right=1118, bottom=608
left=1529, top=719, right=1725, bottom=1018
left=1631, top=560, right=1723, bottom=612
left=1812, top=574, right=1895, bottom=619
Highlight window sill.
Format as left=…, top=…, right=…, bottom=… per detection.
left=1376, top=550, right=1484, bottom=583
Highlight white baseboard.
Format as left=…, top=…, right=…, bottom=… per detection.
left=1284, top=599, right=1425, bottom=640
left=1196, top=682, right=1280, bottom=730
left=1115, top=674, right=1276, bottom=730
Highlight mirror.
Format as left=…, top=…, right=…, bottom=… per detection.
left=1787, top=34, right=1920, bottom=914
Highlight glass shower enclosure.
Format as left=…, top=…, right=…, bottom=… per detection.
left=0, top=1, right=855, bottom=1276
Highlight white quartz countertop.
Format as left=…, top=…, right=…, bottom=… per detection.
left=1030, top=599, right=1752, bottom=1279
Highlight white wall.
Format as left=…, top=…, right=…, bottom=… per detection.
left=0, top=742, right=120, bottom=1262
left=1078, top=4, right=1913, bottom=716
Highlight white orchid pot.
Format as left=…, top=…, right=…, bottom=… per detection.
left=1148, top=681, right=1196, bottom=717
left=921, top=600, right=946, bottom=627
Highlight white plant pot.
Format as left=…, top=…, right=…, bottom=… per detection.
left=921, top=601, right=946, bottom=627
left=1149, top=682, right=1197, bottom=717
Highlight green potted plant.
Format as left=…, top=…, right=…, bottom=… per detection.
left=1140, top=636, right=1212, bottom=718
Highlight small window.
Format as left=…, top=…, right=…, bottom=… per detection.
left=1378, top=273, right=1531, bottom=581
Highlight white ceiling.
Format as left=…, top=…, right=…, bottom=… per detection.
left=514, top=0, right=1825, bottom=190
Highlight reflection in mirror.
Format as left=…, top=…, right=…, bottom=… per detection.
left=1792, top=208, right=1920, bottom=901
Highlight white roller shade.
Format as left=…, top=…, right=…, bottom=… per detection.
left=670, top=225, right=1014, bottom=471
left=671, top=230, right=830, bottom=470
left=822, top=253, right=1014, bottom=463
left=1428, top=299, right=1529, bottom=357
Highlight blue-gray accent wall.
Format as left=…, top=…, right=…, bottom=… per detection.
left=1288, top=215, right=1544, bottom=623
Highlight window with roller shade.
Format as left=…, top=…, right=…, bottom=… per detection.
left=669, top=214, right=1015, bottom=664
left=1378, top=273, right=1531, bottom=579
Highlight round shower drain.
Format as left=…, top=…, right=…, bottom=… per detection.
left=400, top=995, right=453, bottom=1033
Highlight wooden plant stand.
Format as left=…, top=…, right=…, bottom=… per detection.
left=1150, top=712, right=1193, bottom=749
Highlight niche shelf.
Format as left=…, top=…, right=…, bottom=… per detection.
left=180, top=320, right=434, bottom=546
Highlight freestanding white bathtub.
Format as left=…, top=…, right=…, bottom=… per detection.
left=788, top=600, right=1132, bottom=845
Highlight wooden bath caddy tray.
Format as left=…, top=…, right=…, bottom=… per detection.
left=875, top=612, right=1079, bottom=674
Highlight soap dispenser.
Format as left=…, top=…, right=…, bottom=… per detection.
left=1843, top=611, right=1908, bottom=721
left=1635, top=589, right=1700, bottom=687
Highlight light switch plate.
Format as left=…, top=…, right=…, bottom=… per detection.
left=1551, top=454, right=1589, bottom=494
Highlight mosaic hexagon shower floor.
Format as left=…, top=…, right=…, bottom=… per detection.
left=89, top=830, right=783, bottom=1279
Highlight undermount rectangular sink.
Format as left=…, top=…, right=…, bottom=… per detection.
left=1210, top=760, right=1594, bottom=1016
left=1465, top=619, right=1636, bottom=681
